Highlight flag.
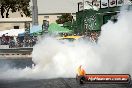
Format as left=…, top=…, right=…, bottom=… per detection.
left=93, top=1, right=101, bottom=8
left=117, top=0, right=124, bottom=6
left=109, top=0, right=116, bottom=7
left=78, top=2, right=84, bottom=11
left=84, top=1, right=93, bottom=9
left=101, top=0, right=108, bottom=8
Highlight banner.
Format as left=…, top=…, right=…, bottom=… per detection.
left=78, top=2, right=84, bottom=11
left=93, top=1, right=101, bottom=8
left=117, top=0, right=124, bottom=6
left=76, top=74, right=131, bottom=84
left=101, top=0, right=108, bottom=8
left=109, top=0, right=116, bottom=7
left=84, top=1, right=93, bottom=9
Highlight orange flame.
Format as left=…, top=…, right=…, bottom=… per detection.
left=77, top=65, right=86, bottom=76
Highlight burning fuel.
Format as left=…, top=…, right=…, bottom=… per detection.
left=77, top=65, right=86, bottom=76
left=0, top=5, right=132, bottom=79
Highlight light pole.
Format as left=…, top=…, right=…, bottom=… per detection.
left=32, top=0, right=38, bottom=26
left=82, top=0, right=85, bottom=35
left=83, top=0, right=85, bottom=10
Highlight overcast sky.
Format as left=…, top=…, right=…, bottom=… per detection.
left=36, top=0, right=81, bottom=14
left=31, top=0, right=129, bottom=14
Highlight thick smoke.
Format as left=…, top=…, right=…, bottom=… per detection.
left=97, top=5, right=132, bottom=73
left=0, top=5, right=132, bottom=79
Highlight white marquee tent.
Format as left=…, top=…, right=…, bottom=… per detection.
left=0, top=29, right=25, bottom=37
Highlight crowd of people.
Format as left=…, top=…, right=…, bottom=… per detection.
left=16, top=36, right=37, bottom=47
left=60, top=31, right=100, bottom=43
left=0, top=34, right=37, bottom=48
left=0, top=31, right=100, bottom=48
left=86, top=31, right=100, bottom=42
left=76, top=31, right=100, bottom=42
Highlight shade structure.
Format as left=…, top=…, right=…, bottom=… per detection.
left=0, top=29, right=25, bottom=37
left=48, top=23, right=73, bottom=34
left=30, top=25, right=42, bottom=34
left=29, top=25, right=44, bottom=36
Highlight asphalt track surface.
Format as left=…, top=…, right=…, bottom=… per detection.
left=0, top=59, right=132, bottom=88
left=0, top=78, right=132, bottom=88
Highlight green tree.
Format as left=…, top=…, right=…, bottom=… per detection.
left=56, top=13, right=73, bottom=24
left=0, top=0, right=5, bottom=18
left=0, top=0, right=31, bottom=18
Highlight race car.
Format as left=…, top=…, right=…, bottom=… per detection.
left=76, top=66, right=131, bottom=84
left=57, top=35, right=83, bottom=41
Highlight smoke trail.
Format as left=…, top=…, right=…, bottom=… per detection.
left=0, top=5, right=132, bottom=79
left=97, top=5, right=132, bottom=73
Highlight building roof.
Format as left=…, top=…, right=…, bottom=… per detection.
left=0, top=18, right=32, bottom=23
left=38, top=13, right=76, bottom=15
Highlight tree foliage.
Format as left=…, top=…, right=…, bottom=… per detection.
left=0, top=0, right=31, bottom=18
left=56, top=13, right=73, bottom=24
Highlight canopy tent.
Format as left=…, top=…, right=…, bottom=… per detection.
left=0, top=29, right=25, bottom=37
left=48, top=23, right=73, bottom=34
left=30, top=25, right=43, bottom=36
left=18, top=25, right=43, bottom=37
left=18, top=23, right=73, bottom=37
left=18, top=32, right=33, bottom=37
left=30, top=25, right=42, bottom=34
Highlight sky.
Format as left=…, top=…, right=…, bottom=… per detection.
left=31, top=0, right=130, bottom=14
left=32, top=0, right=83, bottom=14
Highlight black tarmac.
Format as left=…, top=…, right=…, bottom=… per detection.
left=0, top=78, right=131, bottom=88
left=0, top=59, right=131, bottom=88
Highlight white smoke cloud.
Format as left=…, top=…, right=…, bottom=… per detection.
left=97, top=5, right=132, bottom=73
left=0, top=5, right=132, bottom=79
